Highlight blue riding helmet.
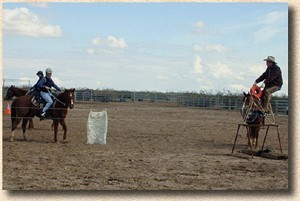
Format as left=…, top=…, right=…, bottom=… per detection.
left=36, top=71, right=44, bottom=77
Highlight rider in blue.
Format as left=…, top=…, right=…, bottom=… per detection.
left=31, top=71, right=44, bottom=91
left=37, top=68, right=62, bottom=117
left=27, top=71, right=44, bottom=96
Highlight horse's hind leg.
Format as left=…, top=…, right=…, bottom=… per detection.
left=28, top=119, right=34, bottom=130
left=255, top=127, right=261, bottom=149
left=53, top=120, right=59, bottom=143
left=10, top=118, right=22, bottom=142
left=248, top=126, right=254, bottom=146
left=50, top=121, right=61, bottom=131
left=21, top=119, right=29, bottom=141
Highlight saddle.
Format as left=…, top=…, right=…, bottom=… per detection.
left=31, top=91, right=57, bottom=109
left=31, top=94, right=44, bottom=108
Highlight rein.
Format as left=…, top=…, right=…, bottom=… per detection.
left=47, top=89, right=67, bottom=107
left=243, top=95, right=264, bottom=122
left=251, top=96, right=264, bottom=111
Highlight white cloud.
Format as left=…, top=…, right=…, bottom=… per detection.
left=194, top=55, right=203, bottom=74
left=254, top=27, right=280, bottom=43
left=193, top=21, right=205, bottom=28
left=192, top=21, right=206, bottom=34
left=254, top=11, right=287, bottom=43
left=210, top=62, right=245, bottom=81
left=97, top=48, right=118, bottom=54
left=3, top=7, right=62, bottom=37
left=29, top=3, right=48, bottom=8
left=156, top=75, right=169, bottom=80
left=264, top=11, right=286, bottom=25
left=212, top=62, right=233, bottom=78
left=92, top=37, right=103, bottom=45
left=92, top=35, right=127, bottom=49
left=249, top=65, right=266, bottom=74
left=194, top=43, right=229, bottom=52
left=87, top=48, right=95, bottom=55
left=52, top=77, right=62, bottom=86
left=107, top=35, right=127, bottom=49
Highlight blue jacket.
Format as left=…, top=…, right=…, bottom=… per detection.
left=31, top=77, right=44, bottom=91
left=37, top=77, right=61, bottom=92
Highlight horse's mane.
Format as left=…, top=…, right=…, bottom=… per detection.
left=11, top=85, right=28, bottom=92
left=56, top=90, right=67, bottom=99
left=56, top=89, right=73, bottom=101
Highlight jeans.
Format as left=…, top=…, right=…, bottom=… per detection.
left=40, top=91, right=53, bottom=113
left=263, top=86, right=280, bottom=112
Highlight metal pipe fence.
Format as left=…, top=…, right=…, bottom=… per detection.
left=71, top=90, right=288, bottom=115
left=2, top=87, right=288, bottom=115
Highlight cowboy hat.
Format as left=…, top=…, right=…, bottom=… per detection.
left=263, top=56, right=276, bottom=63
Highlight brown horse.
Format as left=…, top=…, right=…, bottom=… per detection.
left=5, top=85, right=34, bottom=129
left=10, top=88, right=75, bottom=143
left=5, top=85, right=63, bottom=131
left=241, top=92, right=264, bottom=149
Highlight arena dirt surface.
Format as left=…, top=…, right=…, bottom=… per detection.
left=2, top=102, right=288, bottom=190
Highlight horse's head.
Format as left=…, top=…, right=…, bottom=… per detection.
left=59, top=88, right=75, bottom=109
left=241, top=92, right=262, bottom=119
left=5, top=85, right=15, bottom=100
left=241, top=92, right=252, bottom=119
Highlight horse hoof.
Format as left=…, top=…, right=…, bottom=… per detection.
left=9, top=138, right=14, bottom=142
left=60, top=140, right=69, bottom=144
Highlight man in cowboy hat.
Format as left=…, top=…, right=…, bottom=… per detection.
left=253, top=56, right=283, bottom=113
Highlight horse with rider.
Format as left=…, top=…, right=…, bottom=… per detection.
left=241, top=56, right=283, bottom=148
left=7, top=68, right=75, bottom=143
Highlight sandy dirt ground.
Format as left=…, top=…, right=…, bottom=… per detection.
left=2, top=102, right=288, bottom=190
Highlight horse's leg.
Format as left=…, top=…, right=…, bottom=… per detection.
left=252, top=127, right=256, bottom=147
left=28, top=119, right=34, bottom=130
left=10, top=118, right=22, bottom=142
left=59, top=119, right=68, bottom=143
left=53, top=120, right=59, bottom=143
left=255, top=127, right=261, bottom=149
left=21, top=118, right=29, bottom=141
left=51, top=121, right=54, bottom=131
left=50, top=122, right=61, bottom=131
left=248, top=125, right=253, bottom=146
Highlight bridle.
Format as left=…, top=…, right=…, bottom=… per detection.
left=47, top=89, right=74, bottom=108
left=241, top=94, right=264, bottom=122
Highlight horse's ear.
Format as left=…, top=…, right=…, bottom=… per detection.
left=71, top=88, right=75, bottom=92
left=243, top=92, right=247, bottom=96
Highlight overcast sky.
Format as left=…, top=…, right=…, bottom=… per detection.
left=2, top=2, right=288, bottom=95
